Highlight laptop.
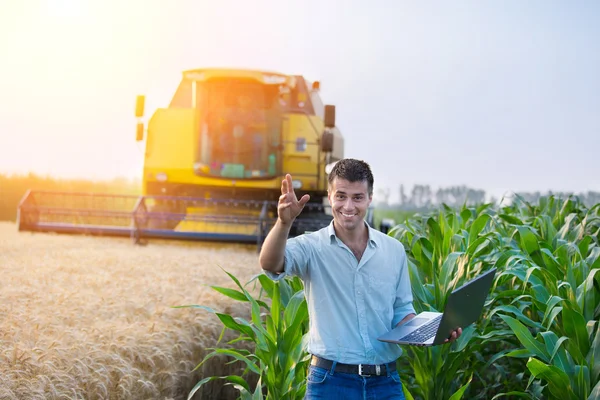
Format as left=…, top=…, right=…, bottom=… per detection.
left=377, top=268, right=496, bottom=346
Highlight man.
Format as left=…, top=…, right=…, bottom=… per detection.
left=259, top=159, right=462, bottom=399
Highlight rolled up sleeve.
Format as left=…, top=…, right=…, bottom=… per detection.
left=263, top=235, right=311, bottom=281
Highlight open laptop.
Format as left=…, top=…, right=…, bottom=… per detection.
left=378, top=268, right=496, bottom=346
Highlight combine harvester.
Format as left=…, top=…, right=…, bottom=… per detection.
left=18, top=68, right=378, bottom=246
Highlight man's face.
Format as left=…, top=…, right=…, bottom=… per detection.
left=327, top=177, right=372, bottom=232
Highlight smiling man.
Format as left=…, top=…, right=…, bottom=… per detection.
left=259, top=158, right=460, bottom=399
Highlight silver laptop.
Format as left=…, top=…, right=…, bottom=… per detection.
left=378, top=268, right=496, bottom=346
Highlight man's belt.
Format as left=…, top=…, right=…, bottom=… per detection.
left=310, top=355, right=396, bottom=376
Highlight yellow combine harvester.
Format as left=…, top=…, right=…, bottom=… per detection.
left=18, top=67, right=374, bottom=244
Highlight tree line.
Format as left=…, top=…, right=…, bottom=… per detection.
left=376, top=184, right=600, bottom=211
left=0, top=173, right=140, bottom=221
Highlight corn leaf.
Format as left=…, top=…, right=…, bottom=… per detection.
left=469, top=214, right=491, bottom=244
left=588, top=380, right=600, bottom=400
left=211, top=286, right=248, bottom=302
left=448, top=374, right=472, bottom=400
left=562, top=303, right=590, bottom=363
left=500, top=315, right=549, bottom=362
left=526, top=358, right=574, bottom=400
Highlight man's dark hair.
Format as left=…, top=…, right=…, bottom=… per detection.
left=328, top=158, right=374, bottom=195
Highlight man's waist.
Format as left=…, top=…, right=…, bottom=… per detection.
left=310, top=355, right=397, bottom=376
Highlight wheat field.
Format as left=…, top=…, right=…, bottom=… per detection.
left=0, top=221, right=261, bottom=400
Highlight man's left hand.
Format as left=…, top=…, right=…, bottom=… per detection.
left=444, top=327, right=463, bottom=343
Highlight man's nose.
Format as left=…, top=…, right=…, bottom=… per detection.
left=343, top=198, right=354, bottom=208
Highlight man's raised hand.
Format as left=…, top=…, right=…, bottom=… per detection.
left=278, top=174, right=310, bottom=225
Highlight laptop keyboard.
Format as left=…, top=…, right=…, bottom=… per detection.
left=399, top=315, right=443, bottom=343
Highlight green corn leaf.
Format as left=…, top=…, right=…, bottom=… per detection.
left=531, top=283, right=551, bottom=305
left=557, top=213, right=578, bottom=240
left=490, top=305, right=544, bottom=330
left=213, top=348, right=261, bottom=374
left=537, top=215, right=558, bottom=243
left=540, top=248, right=563, bottom=279
left=221, top=267, right=245, bottom=291
left=460, top=208, right=472, bottom=226
left=562, top=303, right=590, bottom=364
left=427, top=217, right=443, bottom=249
left=283, top=290, right=307, bottom=327
left=588, top=247, right=600, bottom=270
left=402, top=385, right=416, bottom=400
left=418, top=237, right=434, bottom=266
left=577, top=268, right=600, bottom=321
left=270, top=281, right=281, bottom=334
left=448, top=374, right=472, bottom=400
left=187, top=375, right=235, bottom=400
left=589, top=380, right=600, bottom=400
left=408, top=260, right=431, bottom=306
left=215, top=313, right=255, bottom=338
left=257, top=273, right=275, bottom=298
left=278, top=277, right=297, bottom=307
left=439, top=252, right=462, bottom=295
left=542, top=296, right=564, bottom=325
left=211, top=286, right=248, bottom=302
left=231, top=384, right=254, bottom=400
left=526, top=358, right=574, bottom=400
left=506, top=349, right=536, bottom=358
left=451, top=325, right=476, bottom=352
left=574, top=365, right=591, bottom=400
left=469, top=214, right=491, bottom=243
left=540, top=331, right=572, bottom=374
left=587, top=321, right=600, bottom=383
left=499, top=214, right=524, bottom=225
left=516, top=226, right=544, bottom=264
left=473, top=238, right=494, bottom=259
left=500, top=315, right=549, bottom=362
left=545, top=306, right=564, bottom=330
left=578, top=235, right=593, bottom=259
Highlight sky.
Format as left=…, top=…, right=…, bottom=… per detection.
left=1, top=0, right=598, bottom=202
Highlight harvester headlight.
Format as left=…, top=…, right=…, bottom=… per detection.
left=292, top=180, right=302, bottom=189
left=156, top=172, right=168, bottom=182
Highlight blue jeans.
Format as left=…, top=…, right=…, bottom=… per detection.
left=304, top=365, right=406, bottom=400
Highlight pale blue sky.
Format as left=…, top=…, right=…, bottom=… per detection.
left=1, top=0, right=598, bottom=201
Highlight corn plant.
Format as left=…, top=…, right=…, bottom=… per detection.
left=389, top=203, right=519, bottom=399
left=488, top=195, right=600, bottom=399
left=176, top=269, right=310, bottom=400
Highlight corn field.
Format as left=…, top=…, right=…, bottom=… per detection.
left=193, top=195, right=600, bottom=400
left=0, top=221, right=258, bottom=399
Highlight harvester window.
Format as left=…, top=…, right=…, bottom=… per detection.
left=169, top=79, right=193, bottom=108
left=194, top=79, right=282, bottom=179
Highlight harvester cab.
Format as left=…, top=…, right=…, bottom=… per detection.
left=18, top=68, right=376, bottom=245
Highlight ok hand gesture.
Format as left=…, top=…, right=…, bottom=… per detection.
left=278, top=174, right=310, bottom=225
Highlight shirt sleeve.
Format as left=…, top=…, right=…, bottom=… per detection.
left=392, top=243, right=416, bottom=326
left=262, top=235, right=311, bottom=281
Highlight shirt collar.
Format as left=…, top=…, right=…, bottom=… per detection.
left=327, top=219, right=379, bottom=248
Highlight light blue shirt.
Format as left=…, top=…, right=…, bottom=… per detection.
left=264, top=221, right=416, bottom=365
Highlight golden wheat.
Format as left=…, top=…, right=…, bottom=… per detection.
left=0, top=222, right=260, bottom=399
